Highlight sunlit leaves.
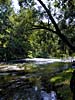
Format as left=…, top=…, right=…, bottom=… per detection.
left=53, top=0, right=60, bottom=8
left=0, top=0, right=11, bottom=5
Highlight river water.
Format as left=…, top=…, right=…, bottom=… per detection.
left=0, top=58, right=73, bottom=100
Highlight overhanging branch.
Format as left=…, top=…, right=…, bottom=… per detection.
left=31, top=25, right=56, bottom=33
left=37, top=0, right=75, bottom=52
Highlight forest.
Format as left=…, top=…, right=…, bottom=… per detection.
left=0, top=0, right=75, bottom=100
left=0, top=0, right=75, bottom=61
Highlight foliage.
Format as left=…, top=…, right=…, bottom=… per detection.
left=0, top=0, right=75, bottom=61
left=0, top=1, right=13, bottom=61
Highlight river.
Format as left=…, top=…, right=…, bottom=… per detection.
left=0, top=58, right=74, bottom=100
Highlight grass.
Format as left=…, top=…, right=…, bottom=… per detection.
left=50, top=68, right=73, bottom=100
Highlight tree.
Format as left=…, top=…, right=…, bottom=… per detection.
left=13, top=8, right=37, bottom=58
left=18, top=0, right=75, bottom=52
left=0, top=0, right=14, bottom=61
left=0, top=0, right=74, bottom=60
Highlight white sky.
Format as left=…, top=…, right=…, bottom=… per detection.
left=11, top=0, right=58, bottom=22
left=12, top=0, right=47, bottom=11
left=12, top=0, right=20, bottom=13
left=11, top=0, right=57, bottom=23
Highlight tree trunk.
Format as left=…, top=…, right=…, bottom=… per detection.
left=37, top=0, right=75, bottom=52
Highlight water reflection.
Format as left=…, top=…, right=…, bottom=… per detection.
left=0, top=61, right=71, bottom=100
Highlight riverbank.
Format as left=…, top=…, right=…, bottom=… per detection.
left=0, top=60, right=74, bottom=100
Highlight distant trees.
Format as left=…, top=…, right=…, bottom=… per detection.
left=0, top=0, right=13, bottom=61
left=0, top=0, right=75, bottom=61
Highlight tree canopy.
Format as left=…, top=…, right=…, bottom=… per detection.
left=0, top=0, right=75, bottom=61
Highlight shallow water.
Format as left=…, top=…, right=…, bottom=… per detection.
left=0, top=60, right=71, bottom=100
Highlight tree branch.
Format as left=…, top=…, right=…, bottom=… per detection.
left=31, top=25, right=56, bottom=33
left=37, top=0, right=75, bottom=52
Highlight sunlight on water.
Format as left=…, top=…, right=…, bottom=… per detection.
left=0, top=59, right=73, bottom=100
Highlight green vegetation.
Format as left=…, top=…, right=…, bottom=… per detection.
left=0, top=0, right=75, bottom=61
left=0, top=0, right=75, bottom=99
left=50, top=69, right=73, bottom=100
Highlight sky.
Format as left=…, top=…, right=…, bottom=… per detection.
left=12, top=0, right=47, bottom=11
left=11, top=0, right=55, bottom=13
left=11, top=0, right=56, bottom=22
left=12, top=0, right=20, bottom=13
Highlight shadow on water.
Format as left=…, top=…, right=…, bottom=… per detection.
left=0, top=61, right=73, bottom=100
